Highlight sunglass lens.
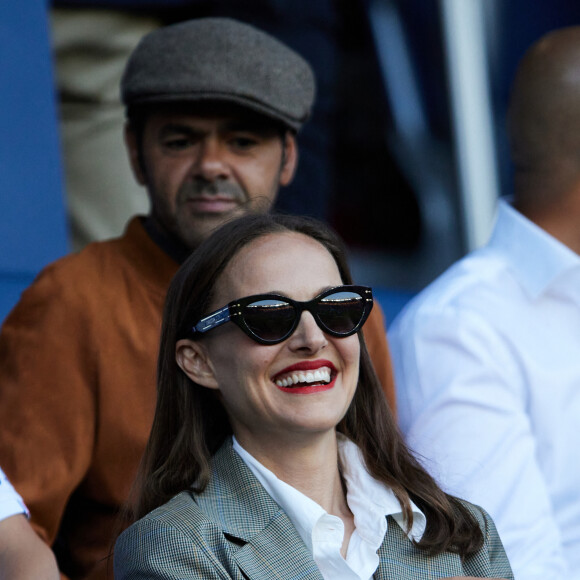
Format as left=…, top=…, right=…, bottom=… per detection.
left=243, top=299, right=295, bottom=342
left=318, top=291, right=365, bottom=334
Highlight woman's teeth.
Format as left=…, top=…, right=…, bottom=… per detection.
left=275, top=367, right=332, bottom=388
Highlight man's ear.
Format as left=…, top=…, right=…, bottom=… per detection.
left=279, top=132, right=298, bottom=187
left=175, top=339, right=219, bottom=390
left=124, top=123, right=147, bottom=186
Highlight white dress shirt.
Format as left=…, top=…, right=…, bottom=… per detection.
left=389, top=199, right=580, bottom=580
left=233, top=435, right=425, bottom=580
left=0, top=467, right=28, bottom=521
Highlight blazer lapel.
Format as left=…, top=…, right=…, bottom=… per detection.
left=234, top=511, right=323, bottom=580
left=197, top=440, right=323, bottom=580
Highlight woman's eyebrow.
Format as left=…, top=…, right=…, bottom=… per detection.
left=246, top=286, right=338, bottom=301
left=245, top=290, right=288, bottom=299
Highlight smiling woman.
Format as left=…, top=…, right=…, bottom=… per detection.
left=114, top=213, right=513, bottom=580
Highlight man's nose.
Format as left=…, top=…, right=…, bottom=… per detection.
left=191, top=137, right=230, bottom=181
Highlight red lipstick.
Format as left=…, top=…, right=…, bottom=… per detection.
left=274, top=359, right=337, bottom=376
left=272, top=360, right=337, bottom=394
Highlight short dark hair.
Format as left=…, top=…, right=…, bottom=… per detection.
left=130, top=213, right=484, bottom=558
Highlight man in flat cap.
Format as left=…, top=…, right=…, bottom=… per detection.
left=0, top=18, right=394, bottom=579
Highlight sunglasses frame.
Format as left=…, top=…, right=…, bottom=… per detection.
left=191, top=285, right=373, bottom=345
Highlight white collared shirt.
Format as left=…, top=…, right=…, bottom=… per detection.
left=389, top=199, right=580, bottom=579
left=0, top=467, right=28, bottom=521
left=233, top=436, right=425, bottom=580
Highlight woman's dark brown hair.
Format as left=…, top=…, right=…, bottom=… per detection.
left=130, top=213, right=483, bottom=557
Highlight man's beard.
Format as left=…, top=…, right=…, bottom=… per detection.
left=170, top=179, right=278, bottom=249
left=172, top=181, right=249, bottom=250
left=176, top=180, right=247, bottom=205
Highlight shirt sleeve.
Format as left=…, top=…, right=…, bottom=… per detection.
left=0, top=263, right=96, bottom=547
left=389, top=305, right=570, bottom=579
left=0, top=467, right=28, bottom=520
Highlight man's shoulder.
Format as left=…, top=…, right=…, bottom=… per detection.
left=1, top=233, right=144, bottom=333
left=23, top=237, right=130, bottom=300
left=392, top=246, right=512, bottom=332
left=43, top=236, right=126, bottom=275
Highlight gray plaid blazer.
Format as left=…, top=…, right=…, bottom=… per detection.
left=114, top=440, right=513, bottom=579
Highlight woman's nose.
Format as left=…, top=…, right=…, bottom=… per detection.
left=286, top=311, right=327, bottom=353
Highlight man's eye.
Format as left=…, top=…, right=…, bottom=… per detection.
left=164, top=138, right=191, bottom=150
left=231, top=136, right=259, bottom=149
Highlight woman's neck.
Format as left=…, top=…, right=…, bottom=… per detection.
left=237, top=431, right=352, bottom=522
left=237, top=431, right=356, bottom=557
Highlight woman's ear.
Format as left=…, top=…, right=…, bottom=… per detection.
left=175, top=339, right=219, bottom=390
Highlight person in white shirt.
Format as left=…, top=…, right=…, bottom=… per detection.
left=0, top=467, right=58, bottom=579
left=114, top=213, right=512, bottom=579
left=389, top=26, right=580, bottom=580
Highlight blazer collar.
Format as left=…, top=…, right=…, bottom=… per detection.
left=194, top=441, right=463, bottom=579
left=196, top=440, right=323, bottom=580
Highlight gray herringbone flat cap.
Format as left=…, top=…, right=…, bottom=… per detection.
left=121, top=17, right=316, bottom=131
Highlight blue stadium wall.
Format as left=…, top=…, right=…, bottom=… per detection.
left=0, top=0, right=69, bottom=324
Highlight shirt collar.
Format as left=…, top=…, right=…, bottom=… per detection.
left=489, top=199, right=580, bottom=299
left=232, top=437, right=324, bottom=552
left=142, top=215, right=192, bottom=265
left=232, top=435, right=426, bottom=550
left=338, top=435, right=426, bottom=543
